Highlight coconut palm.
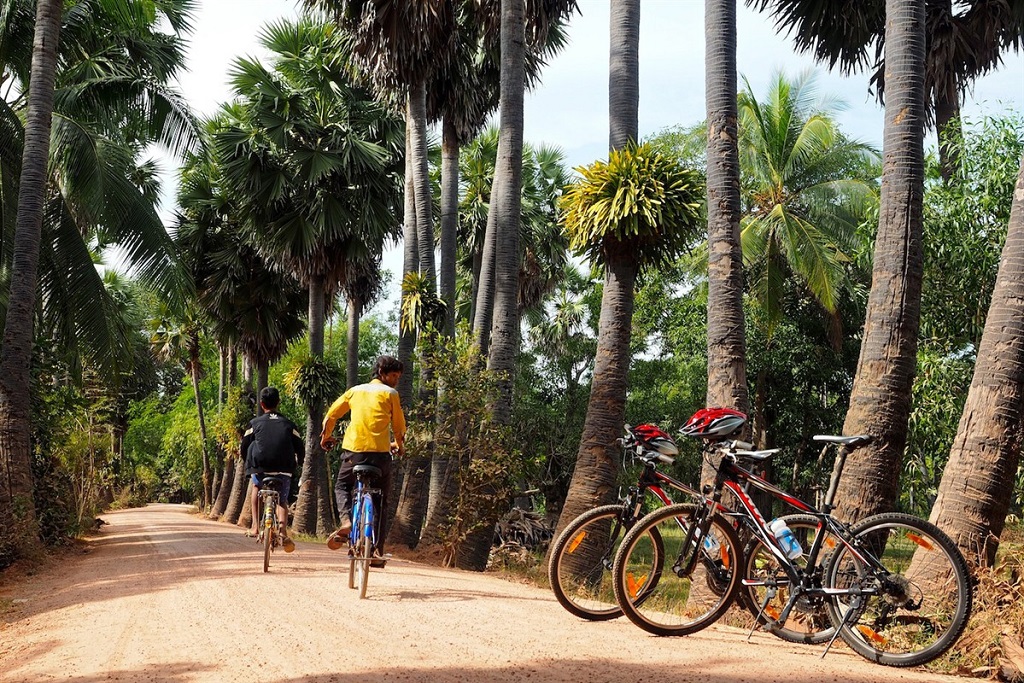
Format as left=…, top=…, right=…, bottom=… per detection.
left=705, top=0, right=750, bottom=426
left=214, top=18, right=403, bottom=535
left=0, top=0, right=63, bottom=557
left=552, top=143, right=704, bottom=545
left=834, top=0, right=928, bottom=522
left=737, top=71, right=879, bottom=329
left=748, top=0, right=1024, bottom=179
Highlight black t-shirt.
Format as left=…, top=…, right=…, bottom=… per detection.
left=241, top=412, right=303, bottom=476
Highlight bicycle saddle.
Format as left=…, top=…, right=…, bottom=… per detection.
left=353, top=464, right=382, bottom=480
left=812, top=434, right=873, bottom=447
left=733, top=448, right=779, bottom=461
left=261, top=476, right=285, bottom=490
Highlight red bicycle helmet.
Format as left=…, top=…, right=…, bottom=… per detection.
left=632, top=424, right=680, bottom=456
left=680, top=407, right=747, bottom=440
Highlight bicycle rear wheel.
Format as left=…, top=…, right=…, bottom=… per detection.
left=263, top=518, right=273, bottom=573
left=824, top=512, right=972, bottom=667
left=613, top=504, right=741, bottom=636
left=549, top=505, right=662, bottom=621
left=741, top=514, right=835, bottom=644
left=357, top=533, right=372, bottom=599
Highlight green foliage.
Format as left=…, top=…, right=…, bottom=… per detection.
left=283, top=354, right=345, bottom=411
left=400, top=272, right=447, bottom=335
left=211, top=387, right=251, bottom=457
left=921, top=113, right=1024, bottom=352
left=419, top=329, right=526, bottom=566
left=562, top=142, right=704, bottom=271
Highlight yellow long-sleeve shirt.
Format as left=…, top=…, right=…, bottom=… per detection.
left=322, top=379, right=406, bottom=453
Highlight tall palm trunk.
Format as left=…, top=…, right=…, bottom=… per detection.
left=346, top=295, right=360, bottom=388
left=458, top=0, right=528, bottom=571
left=473, top=204, right=498, bottom=354
left=293, top=279, right=331, bottom=535
left=704, top=0, right=749, bottom=423
left=420, top=117, right=462, bottom=545
left=189, top=342, right=212, bottom=510
left=551, top=0, right=640, bottom=543
left=931, top=0, right=961, bottom=183
left=210, top=453, right=235, bottom=519
left=0, top=0, right=63, bottom=557
left=834, top=0, right=926, bottom=524
left=440, top=117, right=459, bottom=339
left=397, top=127, right=418, bottom=407
left=390, top=128, right=428, bottom=549
left=927, top=154, right=1024, bottom=566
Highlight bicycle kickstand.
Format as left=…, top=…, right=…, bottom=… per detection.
left=821, top=595, right=862, bottom=659
left=746, top=586, right=779, bottom=641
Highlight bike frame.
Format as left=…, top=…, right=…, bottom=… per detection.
left=348, top=474, right=380, bottom=550
left=684, top=443, right=888, bottom=627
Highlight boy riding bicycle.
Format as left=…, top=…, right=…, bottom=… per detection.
left=320, top=356, right=406, bottom=567
left=243, top=386, right=303, bottom=553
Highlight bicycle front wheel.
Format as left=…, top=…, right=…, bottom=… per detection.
left=741, top=514, right=836, bottom=644
left=548, top=505, right=661, bottom=621
left=613, top=504, right=741, bottom=636
left=357, top=533, right=372, bottom=599
left=824, top=512, right=972, bottom=667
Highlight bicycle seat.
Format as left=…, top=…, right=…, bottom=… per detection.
left=353, top=464, right=383, bottom=480
left=812, top=434, right=873, bottom=448
left=733, top=448, right=779, bottom=462
left=261, top=476, right=286, bottom=490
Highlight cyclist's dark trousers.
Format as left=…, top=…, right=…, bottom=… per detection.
left=335, top=450, right=392, bottom=554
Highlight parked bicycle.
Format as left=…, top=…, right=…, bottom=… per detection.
left=257, top=476, right=286, bottom=573
left=611, top=408, right=973, bottom=667
left=548, top=423, right=732, bottom=621
left=348, top=461, right=385, bottom=599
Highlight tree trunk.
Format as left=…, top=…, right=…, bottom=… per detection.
left=704, top=0, right=749, bottom=425
left=228, top=343, right=238, bottom=387
left=927, top=153, right=1024, bottom=567
left=220, top=457, right=248, bottom=524
left=440, top=117, right=460, bottom=339
left=0, top=0, right=62, bottom=558
left=218, top=344, right=226, bottom=409
left=397, top=124, right=418, bottom=408
left=346, top=295, right=360, bottom=388
left=293, top=278, right=328, bottom=535
left=834, top=0, right=926, bottom=524
left=551, top=252, right=639, bottom=542
left=459, top=0, right=528, bottom=571
left=210, top=454, right=235, bottom=519
left=388, top=456, right=430, bottom=548
left=190, top=355, right=212, bottom=511
left=409, top=83, right=435, bottom=290
left=473, top=202, right=498, bottom=355
left=934, top=78, right=961, bottom=184
left=608, top=0, right=640, bottom=151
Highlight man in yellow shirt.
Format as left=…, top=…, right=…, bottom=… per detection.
left=320, top=355, right=406, bottom=564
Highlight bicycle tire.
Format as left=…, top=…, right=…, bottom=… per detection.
left=823, top=512, right=972, bottom=667
left=263, top=510, right=273, bottom=574
left=613, top=503, right=741, bottom=636
left=548, top=504, right=664, bottom=621
left=358, top=533, right=372, bottom=599
left=741, top=514, right=835, bottom=644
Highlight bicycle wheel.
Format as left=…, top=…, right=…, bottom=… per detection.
left=613, top=503, right=741, bottom=636
left=549, top=505, right=662, bottom=621
left=357, top=532, right=372, bottom=599
left=824, top=512, right=972, bottom=667
left=263, top=511, right=273, bottom=574
left=741, top=514, right=835, bottom=644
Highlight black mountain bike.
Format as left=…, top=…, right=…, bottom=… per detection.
left=612, top=435, right=972, bottom=667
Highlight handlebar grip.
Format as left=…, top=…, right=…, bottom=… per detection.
left=732, top=440, right=754, bottom=451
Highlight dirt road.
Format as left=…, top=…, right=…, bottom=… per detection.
left=0, top=504, right=961, bottom=683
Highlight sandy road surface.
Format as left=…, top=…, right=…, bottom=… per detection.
left=0, top=504, right=961, bottom=683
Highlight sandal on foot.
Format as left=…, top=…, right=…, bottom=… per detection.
left=282, top=536, right=295, bottom=553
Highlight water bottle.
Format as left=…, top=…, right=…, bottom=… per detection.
left=702, top=532, right=720, bottom=556
left=768, top=518, right=802, bottom=560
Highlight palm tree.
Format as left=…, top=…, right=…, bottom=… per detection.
left=738, top=71, right=879, bottom=329
left=552, top=143, right=704, bottom=544
left=834, top=0, right=928, bottom=523
left=149, top=306, right=212, bottom=508
left=0, top=0, right=64, bottom=557
left=215, top=19, right=403, bottom=535
left=927, top=153, right=1024, bottom=566
left=748, top=0, right=1024, bottom=180
left=705, top=0, right=750, bottom=427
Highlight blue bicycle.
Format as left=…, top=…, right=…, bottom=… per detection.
left=348, top=463, right=383, bottom=599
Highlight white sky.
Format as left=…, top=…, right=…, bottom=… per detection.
left=163, top=0, right=1024, bottom=312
